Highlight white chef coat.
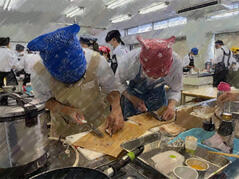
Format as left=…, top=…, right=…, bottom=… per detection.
left=15, top=52, right=26, bottom=71
left=112, top=44, right=129, bottom=58
left=213, top=46, right=237, bottom=67
left=117, top=48, right=183, bottom=102
left=183, top=54, right=194, bottom=67
left=112, top=44, right=129, bottom=77
left=31, top=48, right=122, bottom=102
left=24, top=53, right=41, bottom=74
left=0, top=47, right=16, bottom=72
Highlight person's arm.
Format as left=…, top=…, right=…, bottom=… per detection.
left=97, top=56, right=124, bottom=135
left=105, top=91, right=124, bottom=135
left=163, top=54, right=183, bottom=120
left=45, top=98, right=85, bottom=124
left=218, top=92, right=239, bottom=103
left=122, top=90, right=147, bottom=112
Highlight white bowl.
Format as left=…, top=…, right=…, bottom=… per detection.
left=173, top=166, right=198, bottom=179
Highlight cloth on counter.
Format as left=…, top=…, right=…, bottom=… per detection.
left=117, top=48, right=183, bottom=102
left=27, top=24, right=86, bottom=84
left=170, top=128, right=239, bottom=161
left=203, top=132, right=231, bottom=153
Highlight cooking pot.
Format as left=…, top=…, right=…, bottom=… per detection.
left=0, top=92, right=48, bottom=177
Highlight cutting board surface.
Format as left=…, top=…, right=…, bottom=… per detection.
left=73, top=107, right=172, bottom=157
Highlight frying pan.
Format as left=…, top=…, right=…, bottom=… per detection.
left=31, top=146, right=145, bottom=179
left=30, top=167, right=109, bottom=179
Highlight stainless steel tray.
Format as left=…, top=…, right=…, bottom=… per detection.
left=121, top=137, right=231, bottom=179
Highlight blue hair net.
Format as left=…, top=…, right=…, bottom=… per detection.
left=27, top=24, right=86, bottom=84
left=191, top=48, right=199, bottom=55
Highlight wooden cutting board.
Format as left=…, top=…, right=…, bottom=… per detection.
left=73, top=107, right=173, bottom=158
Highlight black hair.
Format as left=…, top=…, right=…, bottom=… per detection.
left=16, top=44, right=25, bottom=51
left=105, top=30, right=125, bottom=45
left=215, top=40, right=224, bottom=46
left=0, top=37, right=10, bottom=47
left=80, top=35, right=99, bottom=52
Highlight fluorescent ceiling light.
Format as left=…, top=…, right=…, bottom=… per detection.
left=139, top=2, right=168, bottom=14
left=1, top=0, right=20, bottom=11
left=3, top=0, right=11, bottom=10
left=0, top=0, right=5, bottom=7
left=208, top=10, right=239, bottom=20
left=106, top=0, right=134, bottom=9
left=110, top=14, right=131, bottom=23
left=65, top=7, right=84, bottom=18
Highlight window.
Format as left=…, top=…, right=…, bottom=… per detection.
left=127, top=23, right=152, bottom=35
left=227, top=2, right=239, bottom=10
left=168, top=17, right=187, bottom=27
left=126, top=16, right=187, bottom=35
left=154, top=17, right=187, bottom=30
left=154, top=20, right=168, bottom=30
left=127, top=27, right=138, bottom=35
left=138, top=23, right=152, bottom=33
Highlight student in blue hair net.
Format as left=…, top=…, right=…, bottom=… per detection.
left=183, top=48, right=199, bottom=73
left=28, top=24, right=124, bottom=137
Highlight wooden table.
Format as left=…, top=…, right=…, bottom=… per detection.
left=181, top=87, right=217, bottom=105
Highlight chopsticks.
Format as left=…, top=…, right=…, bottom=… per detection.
left=208, top=151, right=239, bottom=158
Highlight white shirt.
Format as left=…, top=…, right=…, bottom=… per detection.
left=112, top=44, right=129, bottom=57
left=31, top=48, right=122, bottom=102
left=117, top=48, right=183, bottom=102
left=15, top=52, right=25, bottom=71
left=0, top=47, right=16, bottom=72
left=24, top=53, right=41, bottom=74
left=183, top=54, right=193, bottom=67
left=213, top=46, right=237, bottom=67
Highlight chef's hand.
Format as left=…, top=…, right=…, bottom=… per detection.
left=162, top=100, right=176, bottom=121
left=45, top=99, right=86, bottom=125
left=123, top=91, right=147, bottom=112
left=64, top=107, right=86, bottom=125
left=105, top=107, right=124, bottom=135
left=218, top=92, right=239, bottom=104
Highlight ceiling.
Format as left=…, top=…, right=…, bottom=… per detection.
left=0, top=0, right=237, bottom=41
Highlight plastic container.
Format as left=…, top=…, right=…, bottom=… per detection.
left=173, top=166, right=198, bottom=179
left=151, top=151, right=185, bottom=175
left=185, top=136, right=198, bottom=155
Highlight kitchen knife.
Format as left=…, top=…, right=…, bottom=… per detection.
left=121, top=133, right=161, bottom=151
left=148, top=111, right=165, bottom=121
left=86, top=123, right=104, bottom=138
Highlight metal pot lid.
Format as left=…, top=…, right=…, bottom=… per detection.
left=0, top=98, right=45, bottom=118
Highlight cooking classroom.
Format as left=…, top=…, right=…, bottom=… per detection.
left=1, top=0, right=239, bottom=178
